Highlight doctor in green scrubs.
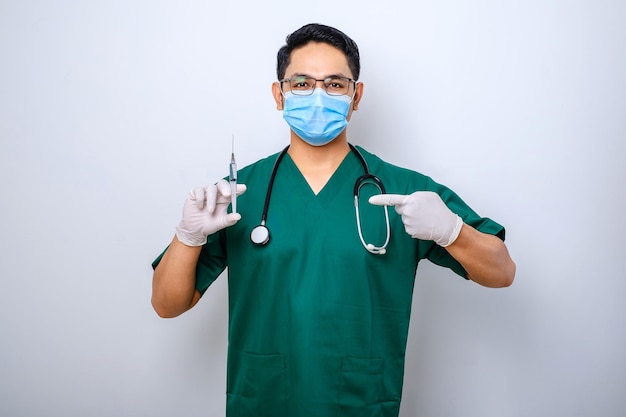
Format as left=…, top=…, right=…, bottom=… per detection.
left=152, top=23, right=516, bottom=417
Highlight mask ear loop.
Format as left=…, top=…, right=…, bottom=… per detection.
left=354, top=175, right=390, bottom=255
left=349, top=80, right=359, bottom=109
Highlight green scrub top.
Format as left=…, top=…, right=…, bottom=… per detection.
left=153, top=146, right=505, bottom=417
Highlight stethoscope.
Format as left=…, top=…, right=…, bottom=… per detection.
left=249, top=143, right=391, bottom=255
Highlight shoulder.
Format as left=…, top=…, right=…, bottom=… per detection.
left=353, top=145, right=432, bottom=193
left=237, top=149, right=285, bottom=182
left=354, top=146, right=504, bottom=237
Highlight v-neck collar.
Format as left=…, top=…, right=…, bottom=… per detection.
left=281, top=150, right=362, bottom=207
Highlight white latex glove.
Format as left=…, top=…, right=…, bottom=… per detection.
left=175, top=179, right=247, bottom=247
left=369, top=191, right=463, bottom=247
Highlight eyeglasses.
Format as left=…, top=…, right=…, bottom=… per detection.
left=280, top=75, right=356, bottom=96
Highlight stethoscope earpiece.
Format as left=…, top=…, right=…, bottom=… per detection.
left=365, top=243, right=387, bottom=255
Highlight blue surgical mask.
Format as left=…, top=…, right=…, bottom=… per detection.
left=282, top=89, right=352, bottom=146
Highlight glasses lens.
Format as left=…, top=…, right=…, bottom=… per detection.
left=324, top=76, right=352, bottom=96
left=288, top=76, right=315, bottom=95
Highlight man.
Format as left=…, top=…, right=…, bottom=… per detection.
left=152, top=23, right=515, bottom=417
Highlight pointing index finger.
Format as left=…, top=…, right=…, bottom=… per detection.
left=368, top=194, right=408, bottom=206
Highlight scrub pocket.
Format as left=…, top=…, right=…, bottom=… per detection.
left=337, top=356, right=384, bottom=417
left=227, top=352, right=288, bottom=417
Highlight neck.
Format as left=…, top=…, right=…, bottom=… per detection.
left=287, top=133, right=351, bottom=194
left=288, top=133, right=349, bottom=164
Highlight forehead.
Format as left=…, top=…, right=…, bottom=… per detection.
left=285, top=42, right=352, bottom=78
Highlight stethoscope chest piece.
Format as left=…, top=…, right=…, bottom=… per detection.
left=250, top=223, right=270, bottom=246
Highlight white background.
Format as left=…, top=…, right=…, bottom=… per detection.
left=1, top=1, right=624, bottom=416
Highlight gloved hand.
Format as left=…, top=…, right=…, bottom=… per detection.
left=175, top=179, right=247, bottom=247
left=369, top=191, right=463, bottom=247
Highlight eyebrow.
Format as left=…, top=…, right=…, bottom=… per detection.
left=287, top=72, right=351, bottom=80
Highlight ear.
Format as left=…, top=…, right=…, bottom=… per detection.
left=272, top=82, right=284, bottom=110
left=352, top=82, right=364, bottom=111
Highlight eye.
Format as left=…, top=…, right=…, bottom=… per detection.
left=291, top=77, right=314, bottom=90
left=327, top=79, right=343, bottom=88
left=325, top=77, right=349, bottom=93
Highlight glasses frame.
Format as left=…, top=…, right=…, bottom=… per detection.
left=279, top=75, right=357, bottom=97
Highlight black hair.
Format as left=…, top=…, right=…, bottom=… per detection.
left=276, top=23, right=360, bottom=81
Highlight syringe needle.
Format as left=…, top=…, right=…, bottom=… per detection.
left=229, top=134, right=237, bottom=214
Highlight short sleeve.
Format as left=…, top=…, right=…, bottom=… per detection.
left=423, top=177, right=506, bottom=279
left=151, top=230, right=228, bottom=295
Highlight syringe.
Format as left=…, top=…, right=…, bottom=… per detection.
left=229, top=134, right=237, bottom=214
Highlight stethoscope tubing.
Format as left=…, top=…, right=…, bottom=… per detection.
left=249, top=145, right=290, bottom=246
left=250, top=143, right=390, bottom=254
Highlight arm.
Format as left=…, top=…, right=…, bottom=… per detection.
left=369, top=191, right=515, bottom=287
left=151, top=181, right=246, bottom=318
left=152, top=236, right=203, bottom=318
left=445, top=224, right=515, bottom=288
